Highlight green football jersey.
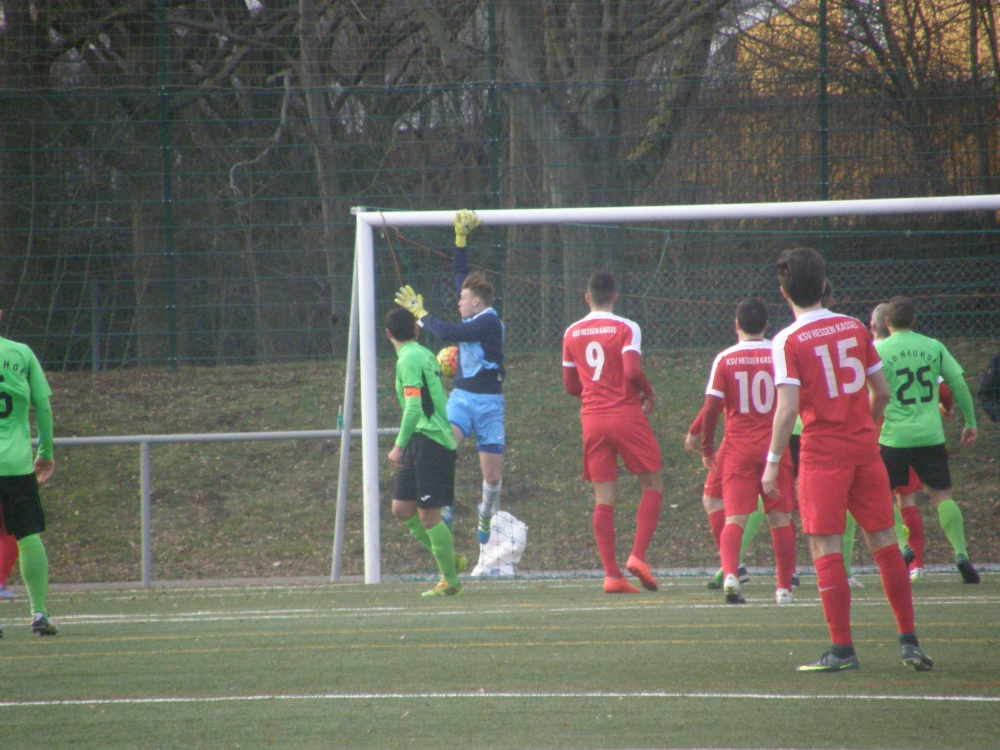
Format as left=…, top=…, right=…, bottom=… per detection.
left=394, top=341, right=456, bottom=451
left=876, top=330, right=976, bottom=448
left=0, top=336, right=53, bottom=475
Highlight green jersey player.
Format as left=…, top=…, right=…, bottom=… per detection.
left=0, top=311, right=58, bottom=636
left=385, top=307, right=463, bottom=597
left=876, top=296, right=979, bottom=583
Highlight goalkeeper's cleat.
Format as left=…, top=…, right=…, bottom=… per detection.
left=707, top=568, right=724, bottom=590
left=454, top=553, right=468, bottom=575
left=797, top=650, right=859, bottom=672
left=901, top=643, right=934, bottom=671
left=723, top=574, right=745, bottom=604
left=737, top=565, right=750, bottom=584
left=31, top=613, right=58, bottom=636
left=421, top=580, right=462, bottom=598
left=790, top=574, right=800, bottom=590
left=0, top=584, right=15, bottom=600
left=902, top=545, right=916, bottom=566
left=909, top=567, right=924, bottom=582
left=603, top=576, right=640, bottom=594
left=625, top=555, right=658, bottom=591
left=847, top=575, right=864, bottom=589
left=956, top=555, right=980, bottom=584
left=476, top=510, right=492, bottom=545
left=775, top=588, right=793, bottom=604
left=440, top=505, right=454, bottom=530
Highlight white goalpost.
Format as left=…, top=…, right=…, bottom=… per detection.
left=338, top=194, right=1000, bottom=584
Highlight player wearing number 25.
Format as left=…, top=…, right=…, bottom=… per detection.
left=562, top=272, right=663, bottom=595
left=763, top=248, right=932, bottom=673
left=876, top=295, right=980, bottom=584
left=0, top=309, right=58, bottom=637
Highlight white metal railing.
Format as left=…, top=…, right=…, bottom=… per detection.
left=45, top=427, right=398, bottom=588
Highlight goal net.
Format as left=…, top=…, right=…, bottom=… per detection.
left=339, top=196, right=1000, bottom=584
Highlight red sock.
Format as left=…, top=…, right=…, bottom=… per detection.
left=719, top=522, right=743, bottom=579
left=770, top=524, right=796, bottom=591
left=900, top=506, right=924, bottom=569
left=708, top=510, right=725, bottom=550
left=631, top=490, right=661, bottom=561
left=593, top=504, right=622, bottom=578
left=814, top=553, right=852, bottom=647
left=0, top=527, right=17, bottom=585
left=873, top=544, right=915, bottom=635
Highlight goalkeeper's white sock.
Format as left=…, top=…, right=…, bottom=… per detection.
left=479, top=479, right=502, bottom=518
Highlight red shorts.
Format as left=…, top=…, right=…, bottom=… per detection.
left=581, top=411, right=663, bottom=483
left=894, top=466, right=923, bottom=495
left=703, top=440, right=725, bottom=499
left=723, top=454, right=795, bottom=517
left=798, top=459, right=893, bottom=536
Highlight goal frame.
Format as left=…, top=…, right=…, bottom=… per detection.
left=341, top=194, right=1000, bottom=584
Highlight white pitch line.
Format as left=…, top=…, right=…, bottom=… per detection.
left=4, top=595, right=997, bottom=629
left=2, top=689, right=998, bottom=709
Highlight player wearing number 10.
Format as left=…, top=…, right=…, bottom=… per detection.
left=699, top=298, right=797, bottom=605
left=562, top=272, right=663, bottom=594
left=763, top=248, right=932, bottom=673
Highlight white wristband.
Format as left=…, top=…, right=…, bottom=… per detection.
left=766, top=451, right=782, bottom=464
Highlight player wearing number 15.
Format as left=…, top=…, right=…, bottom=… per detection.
left=562, top=272, right=663, bottom=594
left=762, top=248, right=932, bottom=673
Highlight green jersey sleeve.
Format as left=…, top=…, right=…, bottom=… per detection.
left=939, top=347, right=976, bottom=429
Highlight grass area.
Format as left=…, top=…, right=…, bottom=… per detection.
left=18, top=340, right=1000, bottom=583
left=1, top=574, right=998, bottom=750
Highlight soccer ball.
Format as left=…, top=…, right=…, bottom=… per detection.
left=437, top=346, right=458, bottom=378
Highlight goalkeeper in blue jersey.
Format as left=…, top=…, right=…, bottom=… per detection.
left=395, top=210, right=506, bottom=546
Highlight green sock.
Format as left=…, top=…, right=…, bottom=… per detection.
left=892, top=505, right=908, bottom=549
left=426, top=522, right=458, bottom=586
left=404, top=515, right=433, bottom=552
left=739, top=499, right=765, bottom=563
left=936, top=499, right=968, bottom=558
left=17, top=534, right=49, bottom=617
left=842, top=512, right=857, bottom=578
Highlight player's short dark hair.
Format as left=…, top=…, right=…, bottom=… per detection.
left=776, top=247, right=825, bottom=307
left=461, top=272, right=494, bottom=307
left=886, top=295, right=916, bottom=330
left=386, top=307, right=416, bottom=342
left=588, top=271, right=617, bottom=306
left=871, top=303, right=890, bottom=338
left=735, top=297, right=768, bottom=335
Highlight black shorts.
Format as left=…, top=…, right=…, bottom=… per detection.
left=789, top=434, right=801, bottom=478
left=392, top=433, right=456, bottom=509
left=0, top=473, right=46, bottom=539
left=880, top=443, right=952, bottom=492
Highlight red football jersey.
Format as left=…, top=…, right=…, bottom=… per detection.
left=772, top=309, right=882, bottom=467
left=704, top=340, right=777, bottom=462
left=562, top=311, right=644, bottom=415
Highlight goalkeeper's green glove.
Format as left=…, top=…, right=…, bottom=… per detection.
left=394, top=285, right=428, bottom=320
left=454, top=208, right=481, bottom=248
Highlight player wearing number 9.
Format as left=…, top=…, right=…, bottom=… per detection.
left=764, top=247, right=932, bottom=674
left=562, top=272, right=663, bottom=595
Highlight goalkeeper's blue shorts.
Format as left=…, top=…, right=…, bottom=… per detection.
left=447, top=389, right=505, bottom=454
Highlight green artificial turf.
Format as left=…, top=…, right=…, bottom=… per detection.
left=2, top=574, right=997, bottom=749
